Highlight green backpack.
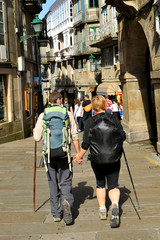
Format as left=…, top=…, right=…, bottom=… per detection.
left=42, top=105, right=72, bottom=171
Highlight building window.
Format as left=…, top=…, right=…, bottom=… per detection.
left=112, top=6, right=116, bottom=19
left=102, top=8, right=108, bottom=23
left=0, top=0, right=5, bottom=45
left=104, top=48, right=111, bottom=66
left=89, top=27, right=100, bottom=41
left=58, top=42, right=60, bottom=50
left=77, top=0, right=80, bottom=12
left=0, top=75, right=7, bottom=122
left=113, top=45, right=119, bottom=65
left=78, top=59, right=82, bottom=72
left=90, top=57, right=101, bottom=72
left=89, top=0, right=99, bottom=8
left=70, top=36, right=73, bottom=46
left=83, top=58, right=87, bottom=72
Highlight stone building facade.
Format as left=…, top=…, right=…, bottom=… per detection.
left=0, top=0, right=45, bottom=143
left=90, top=3, right=121, bottom=99
left=72, top=0, right=101, bottom=100
left=106, top=0, right=160, bottom=153
left=44, top=0, right=102, bottom=102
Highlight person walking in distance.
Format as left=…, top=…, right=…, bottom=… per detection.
left=63, top=97, right=74, bottom=116
left=74, top=99, right=83, bottom=132
left=74, top=95, right=126, bottom=228
left=105, top=94, right=112, bottom=113
left=111, top=99, right=121, bottom=120
left=81, top=95, right=92, bottom=127
left=33, top=92, right=81, bottom=225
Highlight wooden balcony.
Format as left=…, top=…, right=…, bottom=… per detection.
left=23, top=0, right=46, bottom=14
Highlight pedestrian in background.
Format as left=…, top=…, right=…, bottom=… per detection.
left=81, top=95, right=92, bottom=127
left=74, top=95, right=126, bottom=228
left=63, top=97, right=74, bottom=116
left=105, top=94, right=112, bottom=113
left=74, top=99, right=83, bottom=132
left=111, top=99, right=121, bottom=120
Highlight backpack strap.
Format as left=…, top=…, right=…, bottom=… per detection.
left=62, top=118, right=72, bottom=172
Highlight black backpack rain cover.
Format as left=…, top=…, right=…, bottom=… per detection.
left=89, top=113, right=123, bottom=164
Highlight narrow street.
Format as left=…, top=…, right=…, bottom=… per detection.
left=0, top=133, right=160, bottom=240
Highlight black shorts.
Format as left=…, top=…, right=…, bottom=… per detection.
left=91, top=160, right=121, bottom=190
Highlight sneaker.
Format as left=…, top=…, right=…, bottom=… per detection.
left=62, top=199, right=73, bottom=225
left=53, top=216, right=61, bottom=222
left=99, top=208, right=107, bottom=220
left=110, top=204, right=119, bottom=228
left=78, top=129, right=81, bottom=132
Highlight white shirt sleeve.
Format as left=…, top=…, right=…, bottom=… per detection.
left=33, top=112, right=44, bottom=142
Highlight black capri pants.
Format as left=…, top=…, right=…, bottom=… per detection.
left=91, top=160, right=121, bottom=190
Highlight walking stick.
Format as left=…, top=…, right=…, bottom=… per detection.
left=123, top=148, right=140, bottom=210
left=33, top=141, right=37, bottom=213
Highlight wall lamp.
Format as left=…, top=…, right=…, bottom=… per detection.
left=20, top=15, right=43, bottom=43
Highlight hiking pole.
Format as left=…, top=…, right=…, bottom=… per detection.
left=123, top=148, right=140, bottom=210
left=33, top=140, right=37, bottom=213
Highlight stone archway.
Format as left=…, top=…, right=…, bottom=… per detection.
left=119, top=19, right=157, bottom=144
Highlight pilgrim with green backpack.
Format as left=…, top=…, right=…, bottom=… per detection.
left=33, top=92, right=80, bottom=225
left=42, top=104, right=72, bottom=171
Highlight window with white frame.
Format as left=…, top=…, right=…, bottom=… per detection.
left=89, top=27, right=100, bottom=41
left=77, top=0, right=80, bottom=13
left=104, top=48, right=111, bottom=66
left=112, top=6, right=116, bottom=19
left=0, top=0, right=5, bottom=45
left=113, top=45, right=119, bottom=65
left=102, top=8, right=108, bottom=24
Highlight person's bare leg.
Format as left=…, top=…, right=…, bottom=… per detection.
left=108, top=188, right=120, bottom=204
left=96, top=188, right=106, bottom=207
left=96, top=188, right=107, bottom=220
left=108, top=188, right=120, bottom=228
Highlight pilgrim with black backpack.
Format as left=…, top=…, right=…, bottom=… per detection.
left=74, top=95, right=126, bottom=228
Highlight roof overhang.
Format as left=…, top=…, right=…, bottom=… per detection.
left=90, top=36, right=118, bottom=49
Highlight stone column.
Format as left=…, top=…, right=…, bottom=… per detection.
left=120, top=72, right=151, bottom=143
left=151, top=71, right=160, bottom=154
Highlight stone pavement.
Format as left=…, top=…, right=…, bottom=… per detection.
left=0, top=133, right=160, bottom=240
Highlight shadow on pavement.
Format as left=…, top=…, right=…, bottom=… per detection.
left=72, top=181, right=96, bottom=219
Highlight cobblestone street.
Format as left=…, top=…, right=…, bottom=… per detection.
left=0, top=133, right=160, bottom=240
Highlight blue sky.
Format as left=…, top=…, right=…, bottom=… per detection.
left=39, top=0, right=55, bottom=19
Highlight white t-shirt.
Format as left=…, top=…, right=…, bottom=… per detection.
left=74, top=104, right=82, bottom=118
left=111, top=103, right=119, bottom=112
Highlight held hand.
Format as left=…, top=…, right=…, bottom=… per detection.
left=74, top=154, right=83, bottom=164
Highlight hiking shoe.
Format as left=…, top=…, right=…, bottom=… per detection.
left=62, top=199, right=73, bottom=225
left=99, top=208, right=107, bottom=220
left=53, top=216, right=61, bottom=222
left=110, top=204, right=119, bottom=228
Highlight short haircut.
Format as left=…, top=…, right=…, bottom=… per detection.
left=92, top=95, right=107, bottom=112
left=84, top=94, right=89, bottom=99
left=49, top=92, right=62, bottom=103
